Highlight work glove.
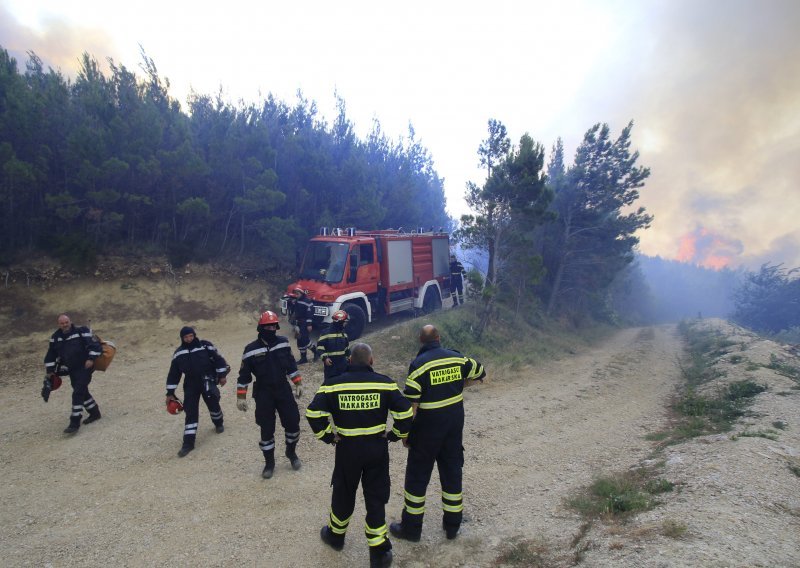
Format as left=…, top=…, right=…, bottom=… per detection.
left=41, top=376, right=52, bottom=403
left=294, top=381, right=303, bottom=399
left=386, top=430, right=401, bottom=443
left=236, top=387, right=248, bottom=411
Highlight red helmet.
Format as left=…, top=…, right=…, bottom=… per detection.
left=258, top=311, right=280, bottom=326
left=50, top=374, right=62, bottom=391
left=332, top=310, right=348, bottom=323
left=167, top=398, right=184, bottom=415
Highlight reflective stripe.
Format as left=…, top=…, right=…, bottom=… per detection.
left=407, top=356, right=466, bottom=382
left=318, top=332, right=347, bottom=342
left=216, top=367, right=228, bottom=373
left=391, top=427, right=408, bottom=439
left=325, top=350, right=348, bottom=356
left=305, top=409, right=331, bottom=419
left=313, top=424, right=333, bottom=439
left=259, top=439, right=275, bottom=450
left=330, top=509, right=351, bottom=529
left=336, top=424, right=386, bottom=437
left=390, top=407, right=413, bottom=420
left=418, top=393, right=463, bottom=410
left=404, top=491, right=425, bottom=504
left=45, top=362, right=55, bottom=368
left=242, top=342, right=291, bottom=360
left=442, top=490, right=462, bottom=501
left=167, top=383, right=179, bottom=390
left=404, top=504, right=424, bottom=515
left=319, top=382, right=399, bottom=393
left=442, top=502, right=464, bottom=513
left=405, top=378, right=422, bottom=393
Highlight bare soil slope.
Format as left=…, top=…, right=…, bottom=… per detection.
left=1, top=272, right=798, bottom=567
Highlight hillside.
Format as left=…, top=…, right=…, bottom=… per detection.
left=0, top=269, right=798, bottom=567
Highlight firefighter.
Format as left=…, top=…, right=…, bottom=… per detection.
left=307, top=342, right=413, bottom=568
left=288, top=286, right=314, bottom=364
left=316, top=309, right=350, bottom=384
left=449, top=254, right=466, bottom=306
left=390, top=324, right=485, bottom=542
left=43, top=314, right=103, bottom=434
left=165, top=326, right=230, bottom=457
left=237, top=310, right=303, bottom=479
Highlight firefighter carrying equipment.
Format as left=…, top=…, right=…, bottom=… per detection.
left=167, top=397, right=184, bottom=414
left=92, top=335, right=117, bottom=371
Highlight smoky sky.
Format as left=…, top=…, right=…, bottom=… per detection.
left=577, top=0, right=800, bottom=269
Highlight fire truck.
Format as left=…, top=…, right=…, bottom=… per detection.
left=280, top=228, right=451, bottom=339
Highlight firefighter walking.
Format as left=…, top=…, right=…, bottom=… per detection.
left=165, top=326, right=229, bottom=457
left=307, top=342, right=413, bottom=568
left=237, top=311, right=304, bottom=479
left=390, top=324, right=485, bottom=542
left=288, top=287, right=314, bottom=364
left=315, top=309, right=350, bottom=384
left=43, top=314, right=103, bottom=434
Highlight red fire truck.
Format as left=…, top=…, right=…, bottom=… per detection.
left=281, top=228, right=451, bottom=339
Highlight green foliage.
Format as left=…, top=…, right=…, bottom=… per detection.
left=732, top=263, right=800, bottom=334
left=567, top=469, right=668, bottom=518
left=766, top=354, right=800, bottom=384
left=493, top=536, right=552, bottom=567
left=50, top=233, right=97, bottom=270
left=662, top=519, right=688, bottom=538
left=734, top=429, right=779, bottom=441
left=0, top=45, right=450, bottom=260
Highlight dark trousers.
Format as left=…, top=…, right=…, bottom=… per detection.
left=182, top=382, right=223, bottom=446
left=450, top=276, right=464, bottom=305
left=401, top=411, right=465, bottom=536
left=322, top=357, right=348, bottom=384
left=68, top=368, right=97, bottom=426
left=254, top=383, right=300, bottom=455
left=297, top=326, right=311, bottom=355
left=327, top=436, right=391, bottom=552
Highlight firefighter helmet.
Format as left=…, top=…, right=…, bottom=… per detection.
left=166, top=398, right=184, bottom=415
left=258, top=310, right=280, bottom=327
left=50, top=374, right=62, bottom=391
left=332, top=310, right=348, bottom=323
left=292, top=287, right=304, bottom=296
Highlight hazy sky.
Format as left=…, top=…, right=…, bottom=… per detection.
left=1, top=0, right=798, bottom=270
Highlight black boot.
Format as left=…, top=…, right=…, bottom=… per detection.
left=64, top=415, right=81, bottom=434
left=177, top=444, right=194, bottom=457
left=262, top=450, right=275, bottom=479
left=311, top=344, right=320, bottom=362
left=389, top=522, right=420, bottom=542
left=320, top=525, right=344, bottom=551
left=83, top=406, right=102, bottom=425
left=286, top=442, right=302, bottom=471
left=370, top=548, right=393, bottom=568
left=298, top=353, right=308, bottom=365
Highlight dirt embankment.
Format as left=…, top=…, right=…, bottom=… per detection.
left=0, top=270, right=798, bottom=567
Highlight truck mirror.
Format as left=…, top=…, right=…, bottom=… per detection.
left=348, top=253, right=358, bottom=282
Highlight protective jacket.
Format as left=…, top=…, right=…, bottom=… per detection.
left=316, top=323, right=350, bottom=381
left=449, top=259, right=465, bottom=284
left=306, top=363, right=413, bottom=442
left=166, top=338, right=228, bottom=395
left=237, top=334, right=301, bottom=392
left=45, top=325, right=101, bottom=372
left=403, top=341, right=485, bottom=415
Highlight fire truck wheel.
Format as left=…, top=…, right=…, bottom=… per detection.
left=422, top=287, right=442, bottom=314
left=342, top=303, right=366, bottom=340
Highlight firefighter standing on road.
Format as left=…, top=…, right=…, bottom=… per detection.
left=316, top=309, right=350, bottom=384
left=165, top=326, right=229, bottom=457
left=390, top=324, right=485, bottom=542
left=237, top=311, right=304, bottom=479
left=449, top=255, right=466, bottom=306
left=288, top=287, right=314, bottom=364
left=43, top=314, right=103, bottom=434
left=307, top=342, right=413, bottom=568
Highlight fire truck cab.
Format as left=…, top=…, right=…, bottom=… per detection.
left=281, top=228, right=450, bottom=339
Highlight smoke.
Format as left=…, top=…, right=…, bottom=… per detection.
left=568, top=0, right=800, bottom=270
left=0, top=1, right=120, bottom=78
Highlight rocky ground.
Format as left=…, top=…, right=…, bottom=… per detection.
left=0, top=267, right=798, bottom=567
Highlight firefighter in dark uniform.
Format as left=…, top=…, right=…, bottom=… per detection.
left=165, top=326, right=230, bottom=457
left=449, top=255, right=466, bottom=306
left=43, top=314, right=103, bottom=434
left=307, top=342, right=413, bottom=568
left=390, top=324, right=485, bottom=542
left=289, top=287, right=314, bottom=364
left=237, top=310, right=304, bottom=479
left=316, top=309, right=350, bottom=384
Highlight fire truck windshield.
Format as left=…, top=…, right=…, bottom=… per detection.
left=299, top=241, right=350, bottom=283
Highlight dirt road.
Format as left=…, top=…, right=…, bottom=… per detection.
left=1, top=275, right=797, bottom=567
